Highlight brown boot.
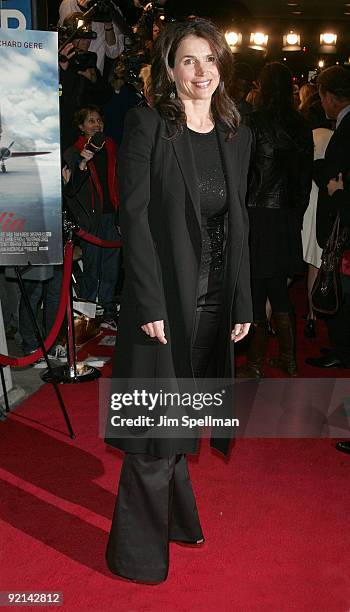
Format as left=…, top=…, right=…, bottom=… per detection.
left=236, top=321, right=268, bottom=378
left=269, top=311, right=298, bottom=377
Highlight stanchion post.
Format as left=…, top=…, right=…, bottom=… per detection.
left=66, top=282, right=77, bottom=379
left=41, top=229, right=101, bottom=385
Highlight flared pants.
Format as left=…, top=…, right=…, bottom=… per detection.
left=106, top=307, right=221, bottom=582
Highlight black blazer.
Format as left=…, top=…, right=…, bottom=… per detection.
left=314, top=111, right=350, bottom=247
left=105, top=106, right=253, bottom=457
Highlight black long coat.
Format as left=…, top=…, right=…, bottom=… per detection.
left=104, top=107, right=253, bottom=457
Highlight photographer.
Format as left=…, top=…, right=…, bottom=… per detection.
left=63, top=105, right=121, bottom=329
left=103, top=60, right=142, bottom=146
left=58, top=0, right=124, bottom=75
left=59, top=13, right=113, bottom=149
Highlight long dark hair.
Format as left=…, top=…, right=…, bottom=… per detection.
left=255, top=62, right=294, bottom=113
left=150, top=19, right=240, bottom=139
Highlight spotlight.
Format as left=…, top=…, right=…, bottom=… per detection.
left=320, top=32, right=337, bottom=45
left=282, top=30, right=301, bottom=51
left=225, top=31, right=239, bottom=46
left=249, top=32, right=268, bottom=51
left=225, top=31, right=242, bottom=52
left=287, top=33, right=298, bottom=45
left=320, top=32, right=337, bottom=54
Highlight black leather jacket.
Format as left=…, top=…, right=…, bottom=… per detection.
left=247, top=110, right=313, bottom=215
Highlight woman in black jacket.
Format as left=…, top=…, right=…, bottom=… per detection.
left=239, top=62, right=313, bottom=377
left=104, top=19, right=253, bottom=583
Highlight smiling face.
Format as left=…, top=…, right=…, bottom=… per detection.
left=79, top=111, right=104, bottom=137
left=169, top=35, right=220, bottom=103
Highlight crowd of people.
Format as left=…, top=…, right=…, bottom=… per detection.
left=1, top=5, right=349, bottom=381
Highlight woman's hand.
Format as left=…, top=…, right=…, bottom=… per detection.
left=59, top=42, right=75, bottom=71
left=141, top=320, right=167, bottom=344
left=62, top=165, right=71, bottom=185
left=328, top=172, right=344, bottom=196
left=79, top=148, right=94, bottom=171
left=231, top=323, right=251, bottom=343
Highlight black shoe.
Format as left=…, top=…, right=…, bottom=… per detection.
left=336, top=441, right=350, bottom=455
left=304, top=319, right=316, bottom=338
left=305, top=355, right=344, bottom=368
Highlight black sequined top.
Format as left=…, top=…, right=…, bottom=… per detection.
left=189, top=127, right=228, bottom=306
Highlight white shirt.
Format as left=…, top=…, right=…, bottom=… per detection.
left=58, top=0, right=124, bottom=74
left=336, top=104, right=350, bottom=130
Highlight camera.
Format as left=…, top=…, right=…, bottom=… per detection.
left=121, top=1, right=165, bottom=85
left=81, top=0, right=117, bottom=23
left=58, top=24, right=97, bottom=43
left=69, top=51, right=98, bottom=71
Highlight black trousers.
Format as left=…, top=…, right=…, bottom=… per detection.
left=326, top=288, right=350, bottom=364
left=106, top=307, right=221, bottom=582
left=251, top=275, right=291, bottom=320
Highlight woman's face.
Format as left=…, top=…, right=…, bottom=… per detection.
left=169, top=35, right=220, bottom=103
left=79, top=111, right=104, bottom=137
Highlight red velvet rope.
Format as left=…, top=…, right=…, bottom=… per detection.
left=75, top=228, right=122, bottom=248
left=0, top=241, right=74, bottom=368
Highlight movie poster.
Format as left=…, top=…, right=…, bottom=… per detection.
left=0, top=28, right=62, bottom=265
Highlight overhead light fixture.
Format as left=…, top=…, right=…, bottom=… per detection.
left=320, top=32, right=337, bottom=45
left=283, top=30, right=301, bottom=51
left=320, top=32, right=337, bottom=53
left=225, top=31, right=242, bottom=52
left=249, top=32, right=268, bottom=51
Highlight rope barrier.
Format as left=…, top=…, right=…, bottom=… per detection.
left=75, top=228, right=122, bottom=248
left=0, top=241, right=74, bottom=368
left=0, top=228, right=122, bottom=368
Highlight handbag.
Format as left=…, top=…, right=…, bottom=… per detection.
left=311, top=214, right=348, bottom=315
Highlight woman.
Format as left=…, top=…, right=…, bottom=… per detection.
left=238, top=62, right=313, bottom=378
left=301, top=124, right=333, bottom=337
left=104, top=19, right=253, bottom=583
left=299, top=92, right=333, bottom=337
left=298, top=82, right=317, bottom=114
left=64, top=105, right=121, bottom=329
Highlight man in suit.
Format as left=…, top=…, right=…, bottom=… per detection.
left=306, top=66, right=350, bottom=372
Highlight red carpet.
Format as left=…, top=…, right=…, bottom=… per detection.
left=1, top=278, right=350, bottom=611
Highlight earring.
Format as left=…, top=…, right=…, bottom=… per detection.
left=169, top=82, right=176, bottom=99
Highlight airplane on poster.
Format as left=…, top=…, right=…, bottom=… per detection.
left=0, top=110, right=51, bottom=173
